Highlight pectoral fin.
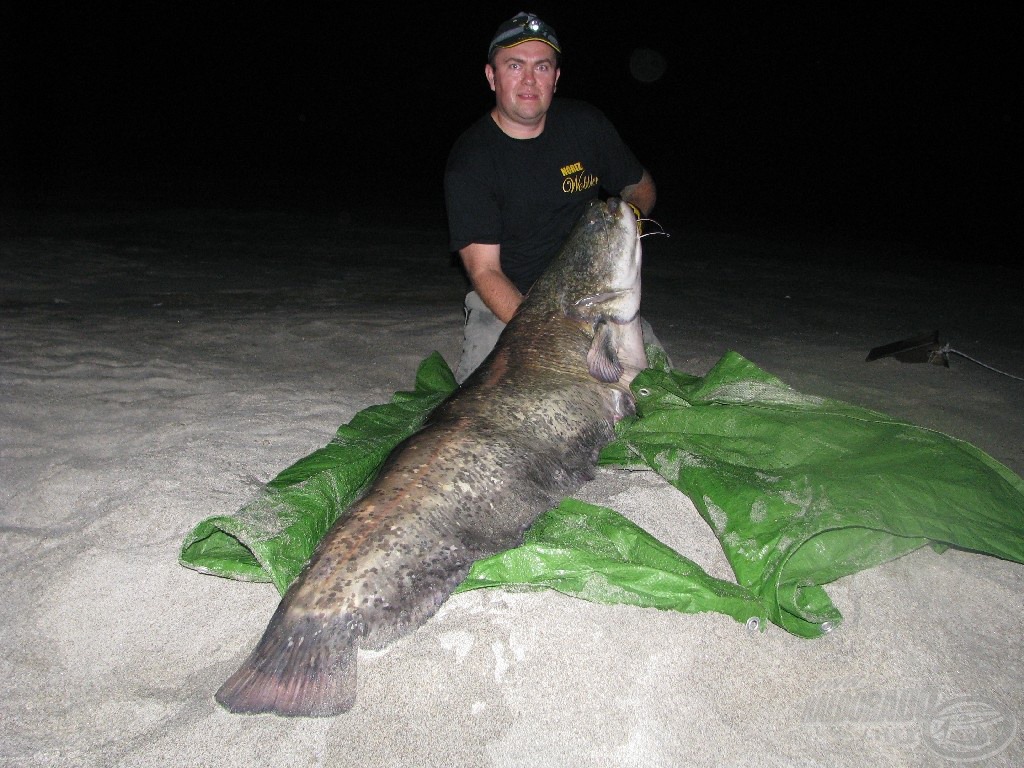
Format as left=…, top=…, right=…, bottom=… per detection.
left=587, top=320, right=625, bottom=383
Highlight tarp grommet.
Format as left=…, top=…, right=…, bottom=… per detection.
left=746, top=616, right=761, bottom=632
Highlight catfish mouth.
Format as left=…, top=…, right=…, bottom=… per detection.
left=573, top=289, right=637, bottom=320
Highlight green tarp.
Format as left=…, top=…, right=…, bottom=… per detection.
left=179, top=351, right=1024, bottom=637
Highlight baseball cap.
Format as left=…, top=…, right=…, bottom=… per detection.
left=488, top=12, right=561, bottom=60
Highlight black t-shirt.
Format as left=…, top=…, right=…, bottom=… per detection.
left=444, top=98, right=644, bottom=294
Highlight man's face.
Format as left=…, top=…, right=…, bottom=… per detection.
left=486, top=40, right=561, bottom=127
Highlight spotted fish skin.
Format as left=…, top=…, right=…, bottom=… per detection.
left=215, top=197, right=647, bottom=716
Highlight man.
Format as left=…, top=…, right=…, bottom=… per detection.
left=444, top=11, right=659, bottom=383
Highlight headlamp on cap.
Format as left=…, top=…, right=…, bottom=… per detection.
left=488, top=12, right=561, bottom=61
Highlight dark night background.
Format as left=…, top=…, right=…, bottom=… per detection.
left=3, top=3, right=1021, bottom=261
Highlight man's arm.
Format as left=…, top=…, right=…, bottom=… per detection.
left=459, top=243, right=523, bottom=323
left=620, top=168, right=657, bottom=216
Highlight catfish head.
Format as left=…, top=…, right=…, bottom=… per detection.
left=529, top=197, right=642, bottom=324
left=522, top=197, right=646, bottom=386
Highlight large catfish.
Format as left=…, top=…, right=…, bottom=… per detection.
left=215, top=197, right=648, bottom=716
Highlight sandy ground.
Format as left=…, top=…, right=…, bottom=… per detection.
left=2, top=204, right=1022, bottom=767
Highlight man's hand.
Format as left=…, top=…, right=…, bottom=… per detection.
left=620, top=169, right=657, bottom=234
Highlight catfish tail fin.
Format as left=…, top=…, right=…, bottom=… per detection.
left=215, top=614, right=358, bottom=717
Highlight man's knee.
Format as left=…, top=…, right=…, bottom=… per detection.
left=640, top=316, right=673, bottom=369
left=455, top=292, right=506, bottom=383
